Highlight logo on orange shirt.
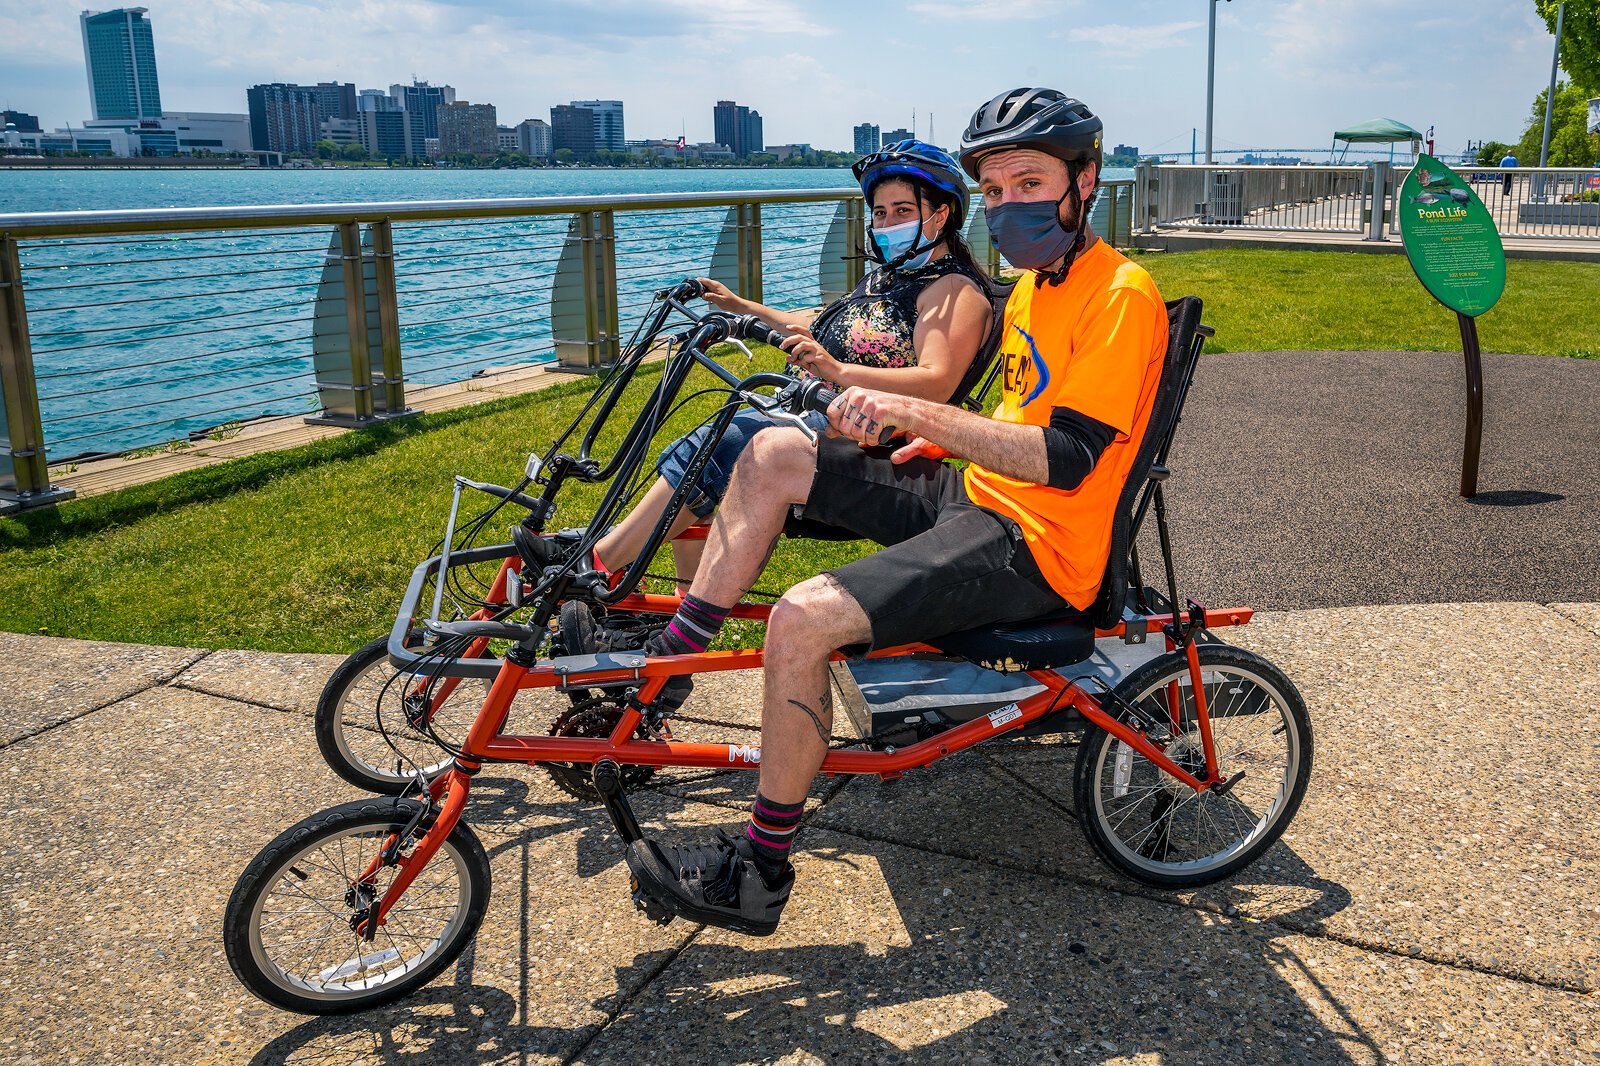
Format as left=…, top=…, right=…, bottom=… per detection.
left=1004, top=325, right=1051, bottom=406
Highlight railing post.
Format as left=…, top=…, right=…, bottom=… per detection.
left=738, top=204, right=763, bottom=304
left=337, top=221, right=376, bottom=421
left=592, top=210, right=619, bottom=367
left=846, top=196, right=867, bottom=290
left=0, top=235, right=73, bottom=513
left=550, top=209, right=618, bottom=373
left=367, top=220, right=413, bottom=416
left=1365, top=162, right=1388, bottom=241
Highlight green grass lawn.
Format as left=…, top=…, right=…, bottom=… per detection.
left=2, top=246, right=1595, bottom=653
left=1129, top=248, right=1600, bottom=359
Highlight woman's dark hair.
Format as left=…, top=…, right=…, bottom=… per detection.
left=869, top=174, right=993, bottom=292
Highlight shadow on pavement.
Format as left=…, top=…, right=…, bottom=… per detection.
left=248, top=766, right=1372, bottom=1065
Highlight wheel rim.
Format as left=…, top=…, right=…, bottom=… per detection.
left=247, top=820, right=471, bottom=1002
left=1091, top=662, right=1301, bottom=879
left=331, top=656, right=486, bottom=785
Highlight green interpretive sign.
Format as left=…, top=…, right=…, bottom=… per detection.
left=1397, top=153, right=1506, bottom=317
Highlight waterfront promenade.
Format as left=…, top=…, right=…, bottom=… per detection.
left=0, top=346, right=1596, bottom=1063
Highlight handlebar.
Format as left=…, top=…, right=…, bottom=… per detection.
left=455, top=477, right=542, bottom=512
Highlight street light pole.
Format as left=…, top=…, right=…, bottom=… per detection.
left=1205, top=0, right=1230, bottom=164
left=1539, top=1, right=1566, bottom=167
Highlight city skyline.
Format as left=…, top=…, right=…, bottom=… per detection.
left=1, top=1, right=1576, bottom=156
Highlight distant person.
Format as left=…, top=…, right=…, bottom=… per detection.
left=1500, top=151, right=1518, bottom=196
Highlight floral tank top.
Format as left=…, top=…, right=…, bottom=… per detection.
left=796, top=254, right=988, bottom=393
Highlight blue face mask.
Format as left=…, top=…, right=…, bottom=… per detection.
left=870, top=217, right=937, bottom=269
left=985, top=193, right=1077, bottom=271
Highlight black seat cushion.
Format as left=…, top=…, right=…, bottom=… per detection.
left=929, top=607, right=1095, bottom=671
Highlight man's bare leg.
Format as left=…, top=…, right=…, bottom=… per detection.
left=678, top=430, right=872, bottom=805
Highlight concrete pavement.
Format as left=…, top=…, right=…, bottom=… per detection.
left=1, top=600, right=1597, bottom=1064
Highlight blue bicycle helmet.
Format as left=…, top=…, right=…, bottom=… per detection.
left=853, top=139, right=970, bottom=229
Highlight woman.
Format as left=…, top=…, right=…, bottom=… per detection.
left=590, top=140, right=995, bottom=586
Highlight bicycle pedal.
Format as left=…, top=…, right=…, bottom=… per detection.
left=630, top=886, right=676, bottom=926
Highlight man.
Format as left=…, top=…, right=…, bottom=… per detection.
left=1500, top=150, right=1518, bottom=196
left=623, top=88, right=1170, bottom=935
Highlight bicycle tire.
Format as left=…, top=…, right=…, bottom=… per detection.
left=1073, top=644, right=1312, bottom=888
left=314, top=634, right=487, bottom=795
left=224, top=798, right=491, bottom=1015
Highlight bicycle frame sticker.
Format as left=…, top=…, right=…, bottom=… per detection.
left=728, top=743, right=762, bottom=765
left=986, top=703, right=1023, bottom=729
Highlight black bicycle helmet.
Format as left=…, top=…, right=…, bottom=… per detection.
left=958, top=88, right=1103, bottom=181
left=852, top=139, right=970, bottom=228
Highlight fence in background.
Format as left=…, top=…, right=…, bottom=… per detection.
left=1140, top=162, right=1600, bottom=242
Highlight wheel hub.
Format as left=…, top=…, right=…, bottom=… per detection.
left=1161, top=733, right=1206, bottom=796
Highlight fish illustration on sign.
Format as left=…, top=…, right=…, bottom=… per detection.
left=1411, top=188, right=1472, bottom=205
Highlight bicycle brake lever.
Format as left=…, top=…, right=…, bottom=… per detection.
left=742, top=391, right=818, bottom=444
left=725, top=338, right=756, bottom=363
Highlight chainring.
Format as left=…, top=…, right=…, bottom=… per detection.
left=540, top=695, right=661, bottom=800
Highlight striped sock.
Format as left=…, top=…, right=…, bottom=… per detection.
left=745, top=792, right=804, bottom=883
left=647, top=593, right=731, bottom=656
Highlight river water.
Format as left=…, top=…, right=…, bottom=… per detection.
left=1, top=167, right=1131, bottom=458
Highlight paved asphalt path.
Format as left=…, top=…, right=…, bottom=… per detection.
left=1153, top=348, right=1599, bottom=611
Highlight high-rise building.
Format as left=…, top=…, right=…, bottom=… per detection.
left=80, top=8, right=162, bottom=120
left=1113, top=143, right=1139, bottom=158
left=740, top=108, right=763, bottom=157
left=571, top=100, right=623, bottom=152
left=357, top=89, right=400, bottom=113
left=853, top=123, right=879, bottom=156
left=497, top=126, right=517, bottom=152
left=1, top=111, right=42, bottom=133
left=358, top=109, right=414, bottom=160
left=880, top=127, right=912, bottom=147
left=436, top=101, right=497, bottom=156
left=389, top=80, right=455, bottom=143
left=247, top=83, right=320, bottom=155
left=314, top=82, right=357, bottom=122
left=550, top=104, right=596, bottom=158
left=515, top=118, right=551, bottom=160
left=713, top=99, right=763, bottom=158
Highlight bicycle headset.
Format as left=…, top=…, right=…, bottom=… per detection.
left=852, top=139, right=970, bottom=272
left=958, top=88, right=1103, bottom=287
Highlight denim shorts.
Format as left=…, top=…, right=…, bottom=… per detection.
left=656, top=407, right=829, bottom=519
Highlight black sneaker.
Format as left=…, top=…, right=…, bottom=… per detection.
left=626, top=830, right=793, bottom=937
left=558, top=601, right=694, bottom=712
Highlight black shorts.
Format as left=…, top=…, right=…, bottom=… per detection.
left=797, top=437, right=1068, bottom=652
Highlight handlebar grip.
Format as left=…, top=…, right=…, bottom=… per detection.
left=656, top=277, right=705, bottom=302
left=797, top=382, right=898, bottom=444
left=459, top=478, right=542, bottom=512
left=736, top=314, right=786, bottom=348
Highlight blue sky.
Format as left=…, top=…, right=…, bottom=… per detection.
left=0, top=0, right=1568, bottom=157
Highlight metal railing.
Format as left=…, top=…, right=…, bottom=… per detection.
left=1142, top=164, right=1371, bottom=233
left=0, top=187, right=1028, bottom=512
left=1140, top=162, right=1600, bottom=242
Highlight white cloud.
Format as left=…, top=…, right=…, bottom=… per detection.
left=1067, top=20, right=1203, bottom=50
left=907, top=0, right=1076, bottom=20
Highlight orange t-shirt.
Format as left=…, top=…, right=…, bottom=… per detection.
left=962, top=240, right=1168, bottom=610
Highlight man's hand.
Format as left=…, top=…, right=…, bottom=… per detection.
left=890, top=434, right=951, bottom=464
left=826, top=386, right=916, bottom=446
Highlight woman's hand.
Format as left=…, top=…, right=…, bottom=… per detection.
left=694, top=277, right=740, bottom=312
left=889, top=433, right=951, bottom=464
left=779, top=325, right=843, bottom=382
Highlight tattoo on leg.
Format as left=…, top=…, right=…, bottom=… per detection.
left=787, top=699, right=831, bottom=745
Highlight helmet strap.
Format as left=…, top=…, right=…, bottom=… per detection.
left=1036, top=162, right=1091, bottom=288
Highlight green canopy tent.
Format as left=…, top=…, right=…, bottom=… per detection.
left=1331, top=118, right=1423, bottom=163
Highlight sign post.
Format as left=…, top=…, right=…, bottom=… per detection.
left=1396, top=153, right=1507, bottom=498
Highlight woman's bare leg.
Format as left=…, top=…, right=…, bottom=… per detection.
left=669, top=526, right=710, bottom=588
left=594, top=477, right=703, bottom=571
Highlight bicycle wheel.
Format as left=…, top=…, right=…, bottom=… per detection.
left=315, top=634, right=492, bottom=795
left=1073, top=644, right=1312, bottom=888
left=224, top=798, right=490, bottom=1015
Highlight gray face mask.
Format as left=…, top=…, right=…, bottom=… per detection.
left=984, top=191, right=1075, bottom=271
